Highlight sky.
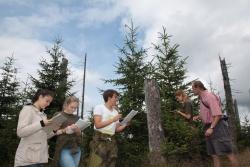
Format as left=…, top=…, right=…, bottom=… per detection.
left=0, top=0, right=249, bottom=121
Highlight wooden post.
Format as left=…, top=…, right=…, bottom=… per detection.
left=144, top=79, right=166, bottom=165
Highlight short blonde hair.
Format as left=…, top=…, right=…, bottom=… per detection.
left=175, top=90, right=189, bottom=102
left=63, top=96, right=79, bottom=110
left=175, top=90, right=186, bottom=96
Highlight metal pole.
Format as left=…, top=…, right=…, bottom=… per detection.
left=81, top=53, right=87, bottom=119
left=77, top=106, right=79, bottom=116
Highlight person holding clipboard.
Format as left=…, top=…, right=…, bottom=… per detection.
left=52, top=96, right=83, bottom=167
left=88, top=89, right=129, bottom=167
left=14, top=89, right=55, bottom=167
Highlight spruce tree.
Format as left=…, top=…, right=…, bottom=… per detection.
left=105, top=22, right=149, bottom=166
left=0, top=56, right=20, bottom=118
left=0, top=56, right=20, bottom=164
left=30, top=39, right=74, bottom=116
left=152, top=27, right=199, bottom=160
left=153, top=27, right=187, bottom=112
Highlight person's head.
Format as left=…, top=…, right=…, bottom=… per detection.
left=32, top=89, right=54, bottom=110
left=63, top=96, right=79, bottom=114
left=192, top=80, right=207, bottom=95
left=103, top=89, right=119, bottom=106
left=175, top=90, right=188, bottom=103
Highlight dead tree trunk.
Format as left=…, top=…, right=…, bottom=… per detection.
left=234, top=99, right=241, bottom=128
left=219, top=57, right=239, bottom=144
left=144, top=79, right=166, bottom=165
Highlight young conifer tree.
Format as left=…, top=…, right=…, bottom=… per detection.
left=30, top=39, right=74, bottom=115
left=153, top=27, right=187, bottom=112
left=105, top=22, right=150, bottom=166
left=0, top=56, right=20, bottom=164
left=152, top=27, right=200, bottom=159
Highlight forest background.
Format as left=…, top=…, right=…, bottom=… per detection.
left=0, top=0, right=250, bottom=166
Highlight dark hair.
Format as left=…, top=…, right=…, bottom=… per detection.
left=192, top=81, right=207, bottom=90
left=32, top=89, right=55, bottom=103
left=103, top=89, right=119, bottom=102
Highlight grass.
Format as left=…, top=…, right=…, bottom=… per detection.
left=146, top=148, right=250, bottom=167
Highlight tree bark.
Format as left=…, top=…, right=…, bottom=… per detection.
left=144, top=79, right=166, bottom=165
left=234, top=99, right=241, bottom=128
left=219, top=57, right=239, bottom=146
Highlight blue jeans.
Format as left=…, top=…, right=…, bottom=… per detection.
left=21, top=164, right=43, bottom=167
left=59, top=147, right=81, bottom=167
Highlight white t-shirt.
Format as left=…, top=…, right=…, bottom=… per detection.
left=93, top=104, right=119, bottom=136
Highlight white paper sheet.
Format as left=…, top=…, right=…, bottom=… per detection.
left=75, top=119, right=91, bottom=130
left=120, top=110, right=138, bottom=126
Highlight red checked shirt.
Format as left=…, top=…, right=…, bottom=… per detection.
left=199, top=91, right=222, bottom=124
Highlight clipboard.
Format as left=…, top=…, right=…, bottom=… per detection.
left=75, top=119, right=91, bottom=130
left=120, top=110, right=138, bottom=126
left=43, top=113, right=67, bottom=133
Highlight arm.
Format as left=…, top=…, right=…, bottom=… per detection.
left=205, top=115, right=221, bottom=136
left=54, top=125, right=81, bottom=136
left=115, top=123, right=126, bottom=132
left=74, top=126, right=81, bottom=136
left=193, top=114, right=201, bottom=121
left=94, top=114, right=121, bottom=129
left=177, top=101, right=192, bottom=120
left=210, top=115, right=222, bottom=129
left=177, top=111, right=191, bottom=119
left=17, top=107, right=43, bottom=138
left=205, top=94, right=222, bottom=136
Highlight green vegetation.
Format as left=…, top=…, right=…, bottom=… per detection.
left=0, top=23, right=249, bottom=167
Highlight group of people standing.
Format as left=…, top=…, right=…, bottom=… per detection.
left=14, top=89, right=128, bottom=167
left=14, top=89, right=84, bottom=167
left=176, top=81, right=239, bottom=167
left=14, top=80, right=239, bottom=167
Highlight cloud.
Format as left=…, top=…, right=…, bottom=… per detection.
left=1, top=0, right=249, bottom=116
left=77, top=1, right=126, bottom=28
left=0, top=35, right=103, bottom=112
left=115, top=0, right=250, bottom=114
left=0, top=36, right=50, bottom=80
left=238, top=105, right=250, bottom=124
left=0, top=38, right=88, bottom=113
left=70, top=67, right=104, bottom=93
left=70, top=65, right=109, bottom=110
left=0, top=3, right=73, bottom=38
left=0, top=0, right=30, bottom=5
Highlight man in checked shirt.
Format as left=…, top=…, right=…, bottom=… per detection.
left=192, top=81, right=239, bottom=167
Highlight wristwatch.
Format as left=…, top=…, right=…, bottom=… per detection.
left=210, top=126, right=214, bottom=129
